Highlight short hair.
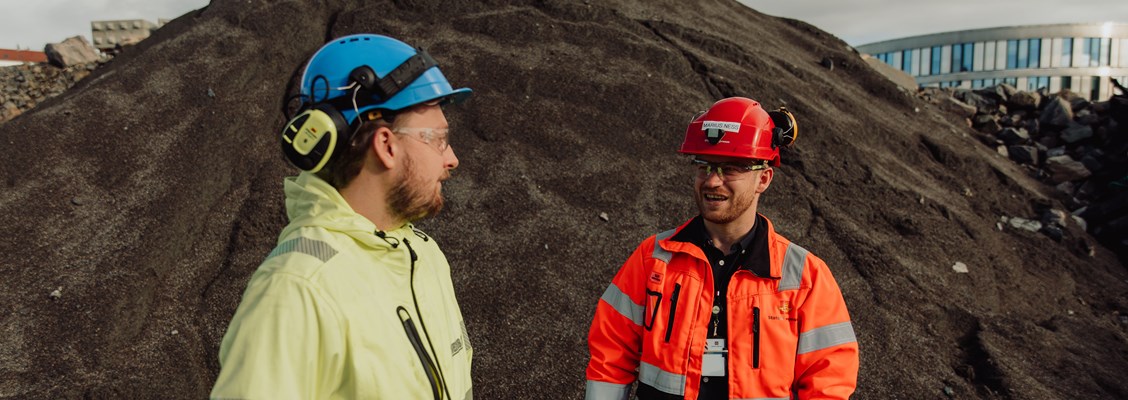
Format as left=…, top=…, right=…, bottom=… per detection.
left=314, top=119, right=388, bottom=189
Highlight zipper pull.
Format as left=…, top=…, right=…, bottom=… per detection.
left=403, top=238, right=418, bottom=262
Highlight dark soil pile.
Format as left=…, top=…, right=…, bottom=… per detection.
left=2, top=0, right=1126, bottom=398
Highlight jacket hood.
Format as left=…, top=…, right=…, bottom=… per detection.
left=279, top=172, right=403, bottom=248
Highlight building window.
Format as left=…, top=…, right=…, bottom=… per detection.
left=1061, top=38, right=1072, bottom=67
left=1061, top=76, right=1072, bottom=90
left=1027, top=76, right=1048, bottom=92
left=1004, top=77, right=1018, bottom=86
left=973, top=79, right=984, bottom=88
left=1091, top=76, right=1100, bottom=100
left=1006, top=39, right=1018, bottom=69
left=952, top=43, right=962, bottom=73
left=963, top=43, right=974, bottom=72
left=951, top=42, right=973, bottom=72
left=931, top=46, right=942, bottom=75
left=1082, top=38, right=1102, bottom=67
left=903, top=50, right=912, bottom=72
left=1028, top=38, right=1041, bottom=68
left=1017, top=39, right=1029, bottom=69
left=1100, top=38, right=1111, bottom=66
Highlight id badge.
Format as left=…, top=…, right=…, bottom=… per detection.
left=702, top=338, right=726, bottom=377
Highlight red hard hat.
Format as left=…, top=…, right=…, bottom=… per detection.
left=679, top=97, right=796, bottom=166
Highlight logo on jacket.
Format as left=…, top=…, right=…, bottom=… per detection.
left=778, top=301, right=792, bottom=313
left=649, top=271, right=663, bottom=284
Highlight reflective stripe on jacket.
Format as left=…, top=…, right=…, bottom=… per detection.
left=586, top=216, right=858, bottom=400
left=211, top=172, right=473, bottom=400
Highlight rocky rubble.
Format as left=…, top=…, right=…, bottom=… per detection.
left=919, top=82, right=1128, bottom=263
left=0, top=61, right=102, bottom=123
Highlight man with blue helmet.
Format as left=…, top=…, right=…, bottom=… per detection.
left=211, top=34, right=474, bottom=399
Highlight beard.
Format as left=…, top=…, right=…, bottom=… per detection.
left=695, top=184, right=756, bottom=225
left=387, top=152, right=445, bottom=222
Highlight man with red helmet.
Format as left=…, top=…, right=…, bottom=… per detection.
left=585, top=97, right=858, bottom=399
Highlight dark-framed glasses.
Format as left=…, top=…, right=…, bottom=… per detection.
left=690, top=158, right=768, bottom=181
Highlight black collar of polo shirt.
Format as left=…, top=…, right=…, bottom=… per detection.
left=670, top=214, right=771, bottom=279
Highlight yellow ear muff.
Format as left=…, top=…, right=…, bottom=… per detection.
left=280, top=103, right=350, bottom=172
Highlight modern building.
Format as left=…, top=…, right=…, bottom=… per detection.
left=857, top=23, right=1128, bottom=100
left=90, top=19, right=165, bottom=51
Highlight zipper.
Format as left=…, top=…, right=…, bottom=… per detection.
left=404, top=238, right=451, bottom=400
left=664, top=283, right=681, bottom=343
left=752, top=306, right=760, bottom=368
left=398, top=307, right=443, bottom=400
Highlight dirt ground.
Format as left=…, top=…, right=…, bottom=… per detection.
left=1, top=0, right=1127, bottom=398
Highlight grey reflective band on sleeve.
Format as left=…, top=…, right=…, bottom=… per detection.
left=638, top=361, right=686, bottom=396
left=601, top=284, right=645, bottom=326
left=797, top=321, right=857, bottom=354
left=777, top=242, right=809, bottom=292
left=651, top=229, right=677, bottom=263
left=267, top=237, right=338, bottom=262
left=584, top=380, right=630, bottom=400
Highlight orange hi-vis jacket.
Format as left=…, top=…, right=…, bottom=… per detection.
left=586, top=216, right=858, bottom=400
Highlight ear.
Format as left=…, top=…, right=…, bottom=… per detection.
left=756, top=168, right=774, bottom=194
left=371, top=126, right=398, bottom=169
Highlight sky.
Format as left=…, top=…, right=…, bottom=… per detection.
left=0, top=0, right=209, bottom=50
left=0, top=0, right=1126, bottom=50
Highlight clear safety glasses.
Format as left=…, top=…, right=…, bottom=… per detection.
left=392, top=127, right=450, bottom=153
left=690, top=158, right=768, bottom=181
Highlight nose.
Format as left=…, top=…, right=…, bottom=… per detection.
left=700, top=170, right=724, bottom=187
left=445, top=146, right=459, bottom=170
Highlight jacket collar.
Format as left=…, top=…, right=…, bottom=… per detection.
left=658, top=214, right=782, bottom=279
left=279, top=172, right=419, bottom=249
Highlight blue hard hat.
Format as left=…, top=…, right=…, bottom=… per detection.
left=299, top=34, right=472, bottom=123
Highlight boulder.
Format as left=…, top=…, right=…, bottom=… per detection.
left=1040, top=97, right=1074, bottom=128
left=941, top=97, right=977, bottom=118
left=997, top=127, right=1030, bottom=145
left=1007, top=145, right=1039, bottom=165
left=1046, top=155, right=1092, bottom=183
left=1060, top=122, right=1094, bottom=144
left=954, top=88, right=996, bottom=113
left=1008, top=90, right=1041, bottom=109
left=44, top=36, right=101, bottom=68
left=975, top=115, right=1002, bottom=134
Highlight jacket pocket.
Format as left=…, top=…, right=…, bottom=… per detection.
left=643, top=289, right=662, bottom=331
left=752, top=306, right=760, bottom=369
left=664, top=283, right=681, bottom=343
left=398, top=306, right=444, bottom=400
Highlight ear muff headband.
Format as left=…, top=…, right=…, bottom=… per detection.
left=769, top=107, right=798, bottom=149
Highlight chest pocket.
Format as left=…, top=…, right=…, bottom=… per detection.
left=645, top=231, right=705, bottom=354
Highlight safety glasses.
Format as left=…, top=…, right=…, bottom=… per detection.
left=690, top=159, right=768, bottom=181
left=393, top=127, right=450, bottom=153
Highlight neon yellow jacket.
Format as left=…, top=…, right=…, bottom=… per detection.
left=211, top=172, right=473, bottom=400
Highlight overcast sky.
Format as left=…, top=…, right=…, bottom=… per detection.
left=0, top=0, right=208, bottom=50
left=0, top=0, right=1125, bottom=50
